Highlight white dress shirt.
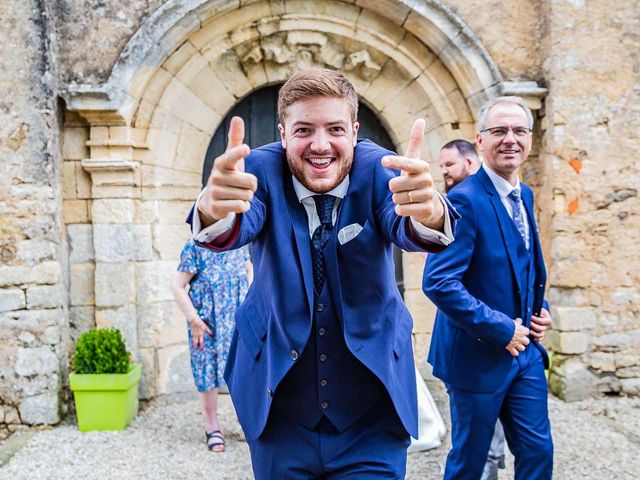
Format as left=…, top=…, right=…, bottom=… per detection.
left=481, top=163, right=529, bottom=248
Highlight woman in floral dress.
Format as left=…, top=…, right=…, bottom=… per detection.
left=171, top=238, right=252, bottom=452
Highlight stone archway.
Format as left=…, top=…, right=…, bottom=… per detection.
left=62, top=0, right=547, bottom=397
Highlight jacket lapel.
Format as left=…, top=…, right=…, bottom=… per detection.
left=477, top=169, right=524, bottom=296
left=283, top=171, right=315, bottom=316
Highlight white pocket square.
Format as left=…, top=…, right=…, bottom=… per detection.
left=338, top=223, right=363, bottom=245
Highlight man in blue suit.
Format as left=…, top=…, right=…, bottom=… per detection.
left=424, top=96, right=553, bottom=479
left=189, top=68, right=456, bottom=479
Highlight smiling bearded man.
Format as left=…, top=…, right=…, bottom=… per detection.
left=187, top=68, right=457, bottom=479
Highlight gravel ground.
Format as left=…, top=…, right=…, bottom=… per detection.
left=2, top=373, right=639, bottom=480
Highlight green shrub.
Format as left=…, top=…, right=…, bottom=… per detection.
left=71, top=328, right=131, bottom=374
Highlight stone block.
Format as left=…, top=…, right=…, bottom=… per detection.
left=188, top=65, right=237, bottom=116
left=93, top=224, right=136, bottom=263
left=15, top=346, right=58, bottom=376
left=133, top=224, right=154, bottom=261
left=0, top=288, right=26, bottom=312
left=95, top=304, right=137, bottom=352
left=4, top=406, right=20, bottom=424
left=137, top=347, right=158, bottom=399
left=62, top=127, right=89, bottom=160
left=152, top=224, right=190, bottom=261
left=26, top=284, right=64, bottom=309
left=16, top=239, right=57, bottom=265
left=94, top=263, right=135, bottom=307
left=616, top=366, right=640, bottom=378
left=62, top=199, right=90, bottom=224
left=61, top=161, right=77, bottom=199
left=405, top=290, right=436, bottom=334
left=0, top=262, right=61, bottom=288
left=546, top=330, right=589, bottom=354
left=75, top=161, right=92, bottom=199
left=615, top=349, right=640, bottom=368
left=551, top=306, right=597, bottom=331
left=159, top=78, right=221, bottom=134
left=69, top=263, right=95, bottom=306
left=551, top=260, right=601, bottom=288
left=548, top=357, right=599, bottom=401
left=403, top=252, right=427, bottom=289
left=587, top=351, right=615, bottom=372
left=69, top=306, right=95, bottom=345
left=42, top=325, right=60, bottom=345
left=412, top=332, right=431, bottom=364
left=67, top=224, right=94, bottom=263
left=19, top=392, right=60, bottom=425
left=154, top=201, right=195, bottom=224
left=592, top=329, right=640, bottom=352
left=136, top=262, right=177, bottom=304
left=18, top=331, right=36, bottom=346
left=92, top=199, right=136, bottom=224
left=612, top=288, right=640, bottom=307
left=137, top=301, right=186, bottom=349
left=147, top=127, right=179, bottom=168
left=157, top=344, right=193, bottom=395
left=620, top=378, right=640, bottom=395
left=174, top=123, right=211, bottom=174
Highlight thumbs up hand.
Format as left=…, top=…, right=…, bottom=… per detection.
left=197, top=116, right=258, bottom=227
left=382, top=118, right=445, bottom=230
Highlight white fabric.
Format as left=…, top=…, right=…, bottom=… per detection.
left=408, top=365, right=447, bottom=453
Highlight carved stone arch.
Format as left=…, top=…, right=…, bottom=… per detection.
left=61, top=0, right=547, bottom=397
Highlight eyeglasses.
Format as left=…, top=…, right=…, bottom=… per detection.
left=479, top=126, right=532, bottom=138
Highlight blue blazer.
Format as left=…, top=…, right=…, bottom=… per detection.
left=189, top=140, right=453, bottom=440
left=423, top=167, right=549, bottom=393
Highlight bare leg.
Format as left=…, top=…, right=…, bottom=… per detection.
left=201, top=388, right=224, bottom=452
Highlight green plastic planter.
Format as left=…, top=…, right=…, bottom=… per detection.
left=69, top=363, right=141, bottom=432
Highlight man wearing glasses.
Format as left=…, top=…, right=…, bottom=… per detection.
left=424, top=97, right=553, bottom=479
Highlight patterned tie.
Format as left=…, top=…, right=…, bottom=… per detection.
left=508, top=189, right=528, bottom=249
left=311, top=195, right=335, bottom=294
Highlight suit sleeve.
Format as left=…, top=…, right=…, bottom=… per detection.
left=186, top=152, right=268, bottom=252
left=422, top=192, right=515, bottom=348
left=373, top=157, right=457, bottom=253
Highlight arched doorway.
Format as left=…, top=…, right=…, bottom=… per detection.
left=202, top=85, right=404, bottom=296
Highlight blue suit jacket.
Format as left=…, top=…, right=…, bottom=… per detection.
left=189, top=140, right=453, bottom=440
left=423, top=167, right=549, bottom=393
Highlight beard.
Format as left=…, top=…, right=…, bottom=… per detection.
left=285, top=149, right=354, bottom=194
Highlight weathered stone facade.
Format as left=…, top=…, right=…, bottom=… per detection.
left=0, top=0, right=638, bottom=429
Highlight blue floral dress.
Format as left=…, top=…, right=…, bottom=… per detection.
left=177, top=238, right=250, bottom=392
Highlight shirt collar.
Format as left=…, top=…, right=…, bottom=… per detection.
left=482, top=162, right=521, bottom=199
left=292, top=175, right=350, bottom=203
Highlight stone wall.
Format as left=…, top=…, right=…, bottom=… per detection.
left=0, top=0, right=66, bottom=437
left=1, top=0, right=639, bottom=430
left=541, top=0, right=640, bottom=400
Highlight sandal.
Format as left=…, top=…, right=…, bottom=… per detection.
left=206, top=430, right=225, bottom=453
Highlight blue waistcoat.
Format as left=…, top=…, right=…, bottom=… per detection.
left=273, top=251, right=384, bottom=431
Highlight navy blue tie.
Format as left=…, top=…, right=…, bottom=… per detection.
left=508, top=189, right=528, bottom=249
left=311, top=195, right=335, bottom=294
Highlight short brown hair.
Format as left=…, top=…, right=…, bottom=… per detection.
left=277, top=68, right=358, bottom=123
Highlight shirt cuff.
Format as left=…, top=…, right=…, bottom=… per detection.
left=409, top=192, right=454, bottom=246
left=192, top=189, right=237, bottom=243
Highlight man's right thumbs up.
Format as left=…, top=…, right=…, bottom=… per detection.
left=197, top=116, right=258, bottom=227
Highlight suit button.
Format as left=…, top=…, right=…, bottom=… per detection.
left=321, top=401, right=329, bottom=409
left=319, top=353, right=327, bottom=362
left=318, top=327, right=326, bottom=336
left=317, top=303, right=324, bottom=312
left=290, top=349, right=299, bottom=360
left=320, top=379, right=327, bottom=387
left=267, top=389, right=273, bottom=398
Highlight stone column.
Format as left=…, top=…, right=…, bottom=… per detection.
left=81, top=125, right=145, bottom=368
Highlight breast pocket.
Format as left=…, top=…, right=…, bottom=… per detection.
left=337, top=220, right=375, bottom=255
left=235, top=301, right=269, bottom=360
